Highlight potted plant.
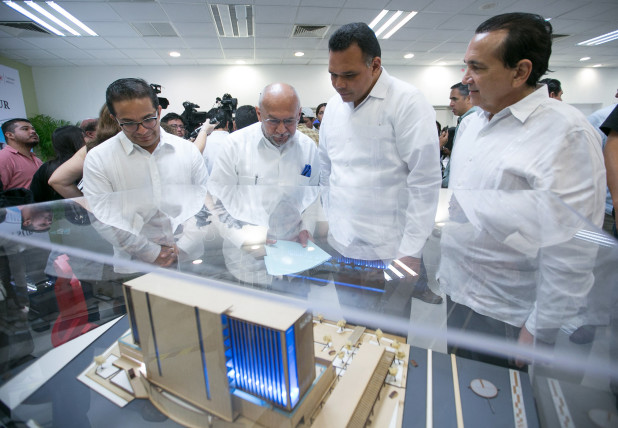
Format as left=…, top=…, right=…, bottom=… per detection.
left=28, top=114, right=73, bottom=161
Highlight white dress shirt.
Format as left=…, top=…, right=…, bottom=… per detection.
left=83, top=128, right=208, bottom=196
left=318, top=67, right=441, bottom=257
left=441, top=86, right=606, bottom=340
left=203, top=130, right=229, bottom=174
left=82, top=129, right=208, bottom=271
left=209, top=122, right=319, bottom=186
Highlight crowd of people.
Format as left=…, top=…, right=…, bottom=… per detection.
left=1, top=12, right=617, bottom=379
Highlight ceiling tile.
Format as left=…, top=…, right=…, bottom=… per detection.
left=108, top=3, right=168, bottom=22
left=254, top=6, right=298, bottom=24
left=162, top=3, right=212, bottom=23
left=56, top=2, right=122, bottom=22
left=174, top=23, right=218, bottom=38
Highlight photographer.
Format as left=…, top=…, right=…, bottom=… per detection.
left=203, top=116, right=231, bottom=174
left=161, top=112, right=187, bottom=138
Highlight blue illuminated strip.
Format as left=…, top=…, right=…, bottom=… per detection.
left=286, top=326, right=300, bottom=407
left=286, top=274, right=386, bottom=293
left=336, top=256, right=387, bottom=269
left=145, top=293, right=162, bottom=376
left=194, top=307, right=211, bottom=400
left=226, top=317, right=290, bottom=408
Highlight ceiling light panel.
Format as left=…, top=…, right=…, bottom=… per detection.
left=2, top=0, right=97, bottom=36
left=210, top=4, right=253, bottom=38
left=578, top=29, right=618, bottom=46
left=369, top=9, right=417, bottom=39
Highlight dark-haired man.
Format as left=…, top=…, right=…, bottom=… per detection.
left=161, top=112, right=187, bottom=138
left=442, top=82, right=477, bottom=187
left=440, top=13, right=605, bottom=366
left=539, top=77, right=563, bottom=100
left=0, top=118, right=42, bottom=190
left=319, top=22, right=442, bottom=304
left=82, top=78, right=208, bottom=269
left=83, top=78, right=207, bottom=196
left=234, top=105, right=259, bottom=131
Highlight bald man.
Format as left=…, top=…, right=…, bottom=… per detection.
left=209, top=83, right=319, bottom=185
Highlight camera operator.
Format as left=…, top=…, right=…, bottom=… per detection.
left=161, top=112, right=187, bottom=138
left=203, top=116, right=232, bottom=174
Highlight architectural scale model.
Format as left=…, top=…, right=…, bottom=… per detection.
left=83, top=272, right=411, bottom=427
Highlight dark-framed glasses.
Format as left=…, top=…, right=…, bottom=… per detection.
left=169, top=124, right=185, bottom=130
left=263, top=117, right=298, bottom=128
left=116, top=113, right=159, bottom=132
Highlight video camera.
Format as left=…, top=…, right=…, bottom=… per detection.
left=210, top=93, right=238, bottom=133
left=150, top=83, right=169, bottom=109
left=181, top=101, right=209, bottom=136
left=185, top=93, right=238, bottom=138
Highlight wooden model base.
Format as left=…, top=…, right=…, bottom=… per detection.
left=84, top=318, right=410, bottom=428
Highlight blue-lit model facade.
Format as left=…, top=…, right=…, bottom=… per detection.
left=122, top=273, right=316, bottom=423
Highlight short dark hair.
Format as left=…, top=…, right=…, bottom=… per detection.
left=539, top=78, right=562, bottom=95
left=329, top=22, right=381, bottom=65
left=234, top=105, right=259, bottom=130
left=105, top=78, right=159, bottom=117
left=2, top=118, right=31, bottom=138
left=476, top=13, right=552, bottom=87
left=316, top=102, right=327, bottom=114
left=161, top=112, right=185, bottom=124
left=451, top=82, right=470, bottom=96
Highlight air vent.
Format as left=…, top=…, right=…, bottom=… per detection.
left=210, top=4, right=253, bottom=37
left=131, top=22, right=178, bottom=37
left=0, top=21, right=53, bottom=35
left=292, top=25, right=329, bottom=38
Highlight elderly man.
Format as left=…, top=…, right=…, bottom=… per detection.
left=440, top=13, right=605, bottom=367
left=0, top=118, right=42, bottom=190
left=209, top=83, right=319, bottom=185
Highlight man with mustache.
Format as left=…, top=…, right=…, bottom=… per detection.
left=209, top=82, right=319, bottom=186
left=0, top=118, right=42, bottom=190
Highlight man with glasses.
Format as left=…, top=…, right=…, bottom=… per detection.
left=209, top=82, right=319, bottom=185
left=82, top=78, right=208, bottom=270
left=161, top=112, right=187, bottom=138
left=83, top=78, right=207, bottom=196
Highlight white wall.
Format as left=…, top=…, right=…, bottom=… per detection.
left=32, top=64, right=618, bottom=123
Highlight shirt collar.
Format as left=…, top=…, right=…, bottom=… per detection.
left=119, top=126, right=171, bottom=155
left=3, top=144, right=36, bottom=159
left=366, top=66, right=389, bottom=101
left=500, top=85, right=548, bottom=123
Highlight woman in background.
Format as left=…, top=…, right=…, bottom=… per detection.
left=48, top=104, right=120, bottom=198
left=30, top=125, right=85, bottom=202
left=313, top=102, right=327, bottom=130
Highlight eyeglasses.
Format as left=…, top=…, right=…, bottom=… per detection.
left=116, top=113, right=158, bottom=132
left=169, top=124, right=185, bottom=130
left=263, top=118, right=298, bottom=128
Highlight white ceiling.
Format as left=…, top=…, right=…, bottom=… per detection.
left=0, top=0, right=617, bottom=68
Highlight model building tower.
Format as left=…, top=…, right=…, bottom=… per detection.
left=122, top=272, right=315, bottom=421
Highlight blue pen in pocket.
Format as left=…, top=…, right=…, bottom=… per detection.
left=301, top=164, right=311, bottom=177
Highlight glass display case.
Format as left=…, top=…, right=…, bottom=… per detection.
left=0, top=184, right=615, bottom=427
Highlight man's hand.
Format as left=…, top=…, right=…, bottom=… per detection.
left=439, top=129, right=449, bottom=148
left=153, top=245, right=178, bottom=267
left=266, top=229, right=313, bottom=247
left=515, top=325, right=535, bottom=368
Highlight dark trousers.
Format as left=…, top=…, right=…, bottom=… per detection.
left=446, top=296, right=525, bottom=371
